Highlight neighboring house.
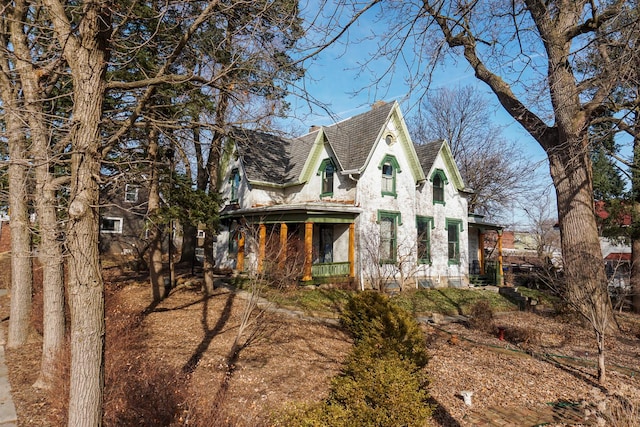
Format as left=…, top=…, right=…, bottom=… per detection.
left=214, top=101, right=503, bottom=289
left=601, top=237, right=631, bottom=290
left=99, top=177, right=150, bottom=257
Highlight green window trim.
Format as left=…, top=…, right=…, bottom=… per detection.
left=378, top=154, right=401, bottom=198
left=430, top=169, right=448, bottom=205
left=416, top=216, right=433, bottom=264
left=317, top=158, right=336, bottom=197
left=229, top=168, right=240, bottom=202
left=377, top=210, right=401, bottom=264
left=445, top=218, right=463, bottom=265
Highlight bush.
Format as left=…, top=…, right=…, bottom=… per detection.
left=275, top=354, right=433, bottom=427
left=467, top=299, right=495, bottom=333
left=340, top=291, right=429, bottom=368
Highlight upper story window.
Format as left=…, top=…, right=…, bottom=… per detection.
left=230, top=169, right=240, bottom=202
left=318, top=158, right=336, bottom=197
left=379, top=154, right=401, bottom=198
left=101, top=217, right=123, bottom=234
left=446, top=218, right=463, bottom=265
left=416, top=216, right=433, bottom=264
left=124, top=184, right=139, bottom=203
left=431, top=169, right=447, bottom=204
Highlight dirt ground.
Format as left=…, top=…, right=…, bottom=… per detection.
left=1, top=269, right=640, bottom=426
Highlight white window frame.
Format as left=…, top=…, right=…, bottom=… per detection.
left=197, top=229, right=206, bottom=238
left=124, top=184, right=139, bottom=203
left=101, top=217, right=123, bottom=234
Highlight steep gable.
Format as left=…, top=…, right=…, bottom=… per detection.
left=415, top=140, right=465, bottom=190
left=230, top=128, right=315, bottom=186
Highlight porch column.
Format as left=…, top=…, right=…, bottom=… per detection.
left=349, top=223, right=355, bottom=278
left=279, top=223, right=288, bottom=267
left=237, top=233, right=245, bottom=272
left=258, top=223, right=266, bottom=272
left=478, top=230, right=485, bottom=275
left=302, top=222, right=313, bottom=281
left=497, top=229, right=504, bottom=286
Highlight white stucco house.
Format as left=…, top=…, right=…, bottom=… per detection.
left=213, top=101, right=502, bottom=290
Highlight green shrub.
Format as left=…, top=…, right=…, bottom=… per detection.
left=275, top=354, right=432, bottom=427
left=340, top=291, right=429, bottom=368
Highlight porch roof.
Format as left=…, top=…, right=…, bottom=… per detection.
left=467, top=214, right=503, bottom=231
left=220, top=202, right=362, bottom=224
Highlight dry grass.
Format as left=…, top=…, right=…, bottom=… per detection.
left=1, top=266, right=640, bottom=426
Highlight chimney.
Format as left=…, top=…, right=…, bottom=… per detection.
left=371, top=100, right=386, bottom=109
left=309, top=125, right=320, bottom=133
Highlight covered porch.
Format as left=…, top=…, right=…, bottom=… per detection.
left=222, top=204, right=361, bottom=283
left=468, top=214, right=504, bottom=286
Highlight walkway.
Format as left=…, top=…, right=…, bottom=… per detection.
left=0, top=289, right=17, bottom=427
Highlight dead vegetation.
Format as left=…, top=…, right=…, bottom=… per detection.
left=1, top=266, right=640, bottom=426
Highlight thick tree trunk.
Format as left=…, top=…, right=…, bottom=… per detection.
left=147, top=128, right=164, bottom=301
left=9, top=3, right=66, bottom=386
left=632, top=112, right=640, bottom=313
left=548, top=139, right=612, bottom=384
left=5, top=107, right=33, bottom=349
left=42, top=0, right=110, bottom=423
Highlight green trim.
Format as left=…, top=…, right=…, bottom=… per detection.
left=229, top=168, right=240, bottom=202
left=445, top=218, right=463, bottom=265
left=224, top=212, right=356, bottom=224
left=416, top=216, right=433, bottom=264
left=431, top=169, right=447, bottom=205
left=439, top=141, right=465, bottom=190
left=299, top=131, right=328, bottom=183
left=318, top=158, right=336, bottom=198
left=377, top=210, right=401, bottom=264
left=388, top=105, right=427, bottom=183
left=379, top=154, right=400, bottom=198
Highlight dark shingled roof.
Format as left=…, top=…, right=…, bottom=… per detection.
left=323, top=101, right=395, bottom=171
left=231, top=128, right=315, bottom=185
left=230, top=102, right=443, bottom=186
left=414, top=140, right=444, bottom=177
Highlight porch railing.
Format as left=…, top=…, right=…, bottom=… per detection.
left=311, top=262, right=350, bottom=278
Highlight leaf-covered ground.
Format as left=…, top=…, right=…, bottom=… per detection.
left=1, top=269, right=639, bottom=426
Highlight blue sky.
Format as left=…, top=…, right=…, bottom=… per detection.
left=280, top=1, right=555, bottom=228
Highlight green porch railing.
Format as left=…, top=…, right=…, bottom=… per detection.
left=311, top=262, right=350, bottom=278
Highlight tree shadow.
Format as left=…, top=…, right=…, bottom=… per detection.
left=426, top=396, right=461, bottom=427
left=181, top=292, right=235, bottom=374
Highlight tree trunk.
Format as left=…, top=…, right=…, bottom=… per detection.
left=4, top=99, right=33, bottom=349
left=9, top=2, right=66, bottom=386
left=180, top=223, right=197, bottom=264
left=147, top=128, right=164, bottom=302
left=631, top=111, right=640, bottom=313
left=43, top=0, right=110, bottom=423
left=547, top=138, right=612, bottom=384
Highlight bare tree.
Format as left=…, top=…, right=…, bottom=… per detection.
left=409, top=86, right=538, bottom=221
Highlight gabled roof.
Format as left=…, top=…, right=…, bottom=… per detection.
left=323, top=101, right=395, bottom=172
left=230, top=128, right=315, bottom=186
left=414, top=139, right=466, bottom=191
left=229, top=102, right=463, bottom=190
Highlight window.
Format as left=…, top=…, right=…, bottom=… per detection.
left=319, top=225, right=333, bottom=263
left=379, top=154, right=400, bottom=197
left=124, top=184, right=139, bottom=203
left=230, top=169, right=240, bottom=202
left=101, top=217, right=123, bottom=234
left=318, top=158, right=336, bottom=197
left=416, top=216, right=433, bottom=264
left=446, top=219, right=463, bottom=265
left=431, top=169, right=447, bottom=204
left=378, top=210, right=401, bottom=263
left=197, top=230, right=205, bottom=239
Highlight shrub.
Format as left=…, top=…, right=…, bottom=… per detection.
left=340, top=291, right=429, bottom=368
left=275, top=354, right=432, bottom=427
left=467, top=299, right=495, bottom=333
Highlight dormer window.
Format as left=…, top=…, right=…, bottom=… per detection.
left=318, top=158, right=336, bottom=197
left=430, top=169, right=448, bottom=204
left=230, top=169, right=240, bottom=202
left=124, top=184, right=139, bottom=203
left=379, top=154, right=400, bottom=198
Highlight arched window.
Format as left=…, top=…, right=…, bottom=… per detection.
left=430, top=169, right=447, bottom=204
left=318, top=158, right=336, bottom=197
left=379, top=154, right=401, bottom=197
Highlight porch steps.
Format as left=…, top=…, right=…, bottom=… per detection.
left=469, top=274, right=491, bottom=286
left=498, top=286, right=537, bottom=311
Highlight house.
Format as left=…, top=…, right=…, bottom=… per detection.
left=99, top=177, right=151, bottom=257
left=214, top=101, right=503, bottom=290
